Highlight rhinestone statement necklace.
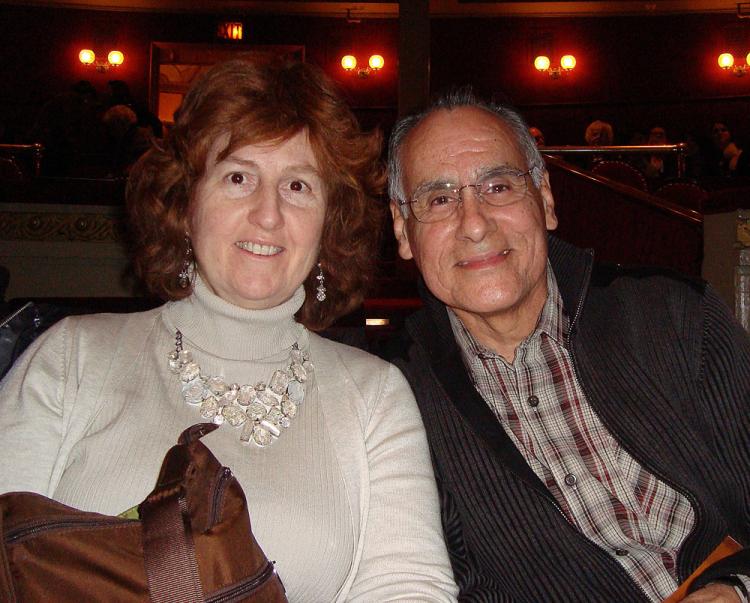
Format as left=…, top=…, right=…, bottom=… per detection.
left=168, top=330, right=312, bottom=447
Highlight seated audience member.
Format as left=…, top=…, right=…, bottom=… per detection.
left=584, top=119, right=614, bottom=167
left=0, top=59, right=457, bottom=601
left=101, top=104, right=152, bottom=175
left=708, top=121, right=748, bottom=180
left=585, top=119, right=614, bottom=147
left=107, top=79, right=163, bottom=139
left=641, top=125, right=676, bottom=183
left=529, top=126, right=545, bottom=147
left=385, top=89, right=750, bottom=601
left=28, top=80, right=103, bottom=176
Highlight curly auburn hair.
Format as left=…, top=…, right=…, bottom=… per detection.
left=126, top=59, right=385, bottom=331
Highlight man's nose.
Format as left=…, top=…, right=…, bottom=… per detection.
left=455, top=186, right=495, bottom=242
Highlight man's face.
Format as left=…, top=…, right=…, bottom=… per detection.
left=391, top=107, right=557, bottom=324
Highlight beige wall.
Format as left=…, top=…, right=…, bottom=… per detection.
left=0, top=203, right=137, bottom=300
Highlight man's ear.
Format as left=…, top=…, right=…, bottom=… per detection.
left=390, top=200, right=414, bottom=261
left=539, top=170, right=558, bottom=231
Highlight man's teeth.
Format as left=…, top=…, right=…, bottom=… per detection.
left=235, top=241, right=282, bottom=256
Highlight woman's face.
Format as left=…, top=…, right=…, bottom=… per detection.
left=189, top=129, right=326, bottom=310
left=712, top=123, right=731, bottom=150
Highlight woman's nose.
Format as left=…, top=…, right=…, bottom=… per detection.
left=248, top=186, right=283, bottom=230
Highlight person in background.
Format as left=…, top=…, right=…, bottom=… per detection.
left=101, top=104, right=152, bottom=176
left=710, top=121, right=749, bottom=181
left=107, top=79, right=163, bottom=139
left=384, top=88, right=750, bottom=602
left=0, top=59, right=457, bottom=601
left=28, top=79, right=103, bottom=176
left=584, top=119, right=614, bottom=167
left=529, top=126, right=545, bottom=147
left=641, top=125, right=676, bottom=183
left=584, top=119, right=614, bottom=147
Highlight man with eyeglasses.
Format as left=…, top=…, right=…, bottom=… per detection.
left=383, top=90, right=750, bottom=602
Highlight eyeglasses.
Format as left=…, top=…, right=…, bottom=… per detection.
left=399, top=167, right=535, bottom=223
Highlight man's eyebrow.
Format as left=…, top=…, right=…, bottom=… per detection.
left=411, top=179, right=455, bottom=198
left=410, top=163, right=523, bottom=196
left=475, top=164, right=525, bottom=179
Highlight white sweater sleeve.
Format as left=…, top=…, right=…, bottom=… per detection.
left=0, top=319, right=70, bottom=496
left=346, top=363, right=458, bottom=602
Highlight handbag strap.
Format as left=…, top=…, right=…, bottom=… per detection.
left=139, top=426, right=219, bottom=603
left=141, top=485, right=204, bottom=603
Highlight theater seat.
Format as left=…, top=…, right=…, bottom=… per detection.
left=653, top=180, right=709, bottom=211
left=591, top=160, right=648, bottom=192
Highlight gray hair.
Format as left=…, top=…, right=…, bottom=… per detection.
left=387, top=88, right=546, bottom=218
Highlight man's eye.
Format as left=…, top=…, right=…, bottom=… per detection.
left=484, top=181, right=512, bottom=194
left=429, top=195, right=453, bottom=207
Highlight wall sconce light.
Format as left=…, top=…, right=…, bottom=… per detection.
left=79, top=49, right=124, bottom=72
left=718, top=52, right=750, bottom=76
left=218, top=21, right=243, bottom=41
left=340, top=54, right=384, bottom=78
left=534, top=54, right=576, bottom=78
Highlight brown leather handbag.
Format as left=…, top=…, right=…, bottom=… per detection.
left=0, top=423, right=287, bottom=602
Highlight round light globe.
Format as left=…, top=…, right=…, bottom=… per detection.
left=108, top=50, right=124, bottom=66
left=534, top=56, right=551, bottom=71
left=341, top=55, right=357, bottom=71
left=718, top=53, right=735, bottom=69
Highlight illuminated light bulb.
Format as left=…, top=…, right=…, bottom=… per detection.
left=341, top=55, right=357, bottom=71
left=718, top=53, right=735, bottom=69
left=368, top=54, right=384, bottom=70
left=534, top=56, right=551, bottom=71
left=746, top=52, right=750, bottom=66
left=560, top=54, right=576, bottom=70
left=79, top=49, right=96, bottom=65
left=107, top=50, right=124, bottom=66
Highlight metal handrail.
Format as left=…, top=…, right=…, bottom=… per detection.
left=0, top=143, right=44, bottom=177
left=540, top=143, right=688, bottom=177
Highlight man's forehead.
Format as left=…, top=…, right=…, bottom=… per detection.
left=402, top=107, right=524, bottom=181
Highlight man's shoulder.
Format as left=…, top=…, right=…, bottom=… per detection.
left=589, top=262, right=706, bottom=296
left=372, top=306, right=436, bottom=365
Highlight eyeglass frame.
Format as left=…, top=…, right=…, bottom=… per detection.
left=397, top=165, right=538, bottom=223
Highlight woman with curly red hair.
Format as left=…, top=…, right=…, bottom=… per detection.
left=0, top=59, right=457, bottom=600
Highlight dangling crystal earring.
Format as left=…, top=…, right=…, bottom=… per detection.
left=316, top=262, right=326, bottom=302
left=178, top=236, right=192, bottom=289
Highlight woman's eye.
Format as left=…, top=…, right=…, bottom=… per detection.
left=288, top=180, right=308, bottom=193
left=223, top=171, right=257, bottom=198
left=229, top=172, right=246, bottom=185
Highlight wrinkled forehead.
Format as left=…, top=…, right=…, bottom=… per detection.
left=401, top=107, right=526, bottom=190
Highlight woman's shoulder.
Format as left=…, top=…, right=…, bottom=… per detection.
left=309, top=332, right=395, bottom=378
left=308, top=332, right=414, bottom=419
left=57, top=305, right=165, bottom=342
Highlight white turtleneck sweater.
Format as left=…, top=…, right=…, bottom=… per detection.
left=0, top=279, right=457, bottom=602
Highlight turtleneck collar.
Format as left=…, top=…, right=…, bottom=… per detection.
left=162, top=274, right=307, bottom=361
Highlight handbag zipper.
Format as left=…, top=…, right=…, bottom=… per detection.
left=205, top=561, right=281, bottom=603
left=6, top=516, right=137, bottom=544
left=208, top=466, right=233, bottom=528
